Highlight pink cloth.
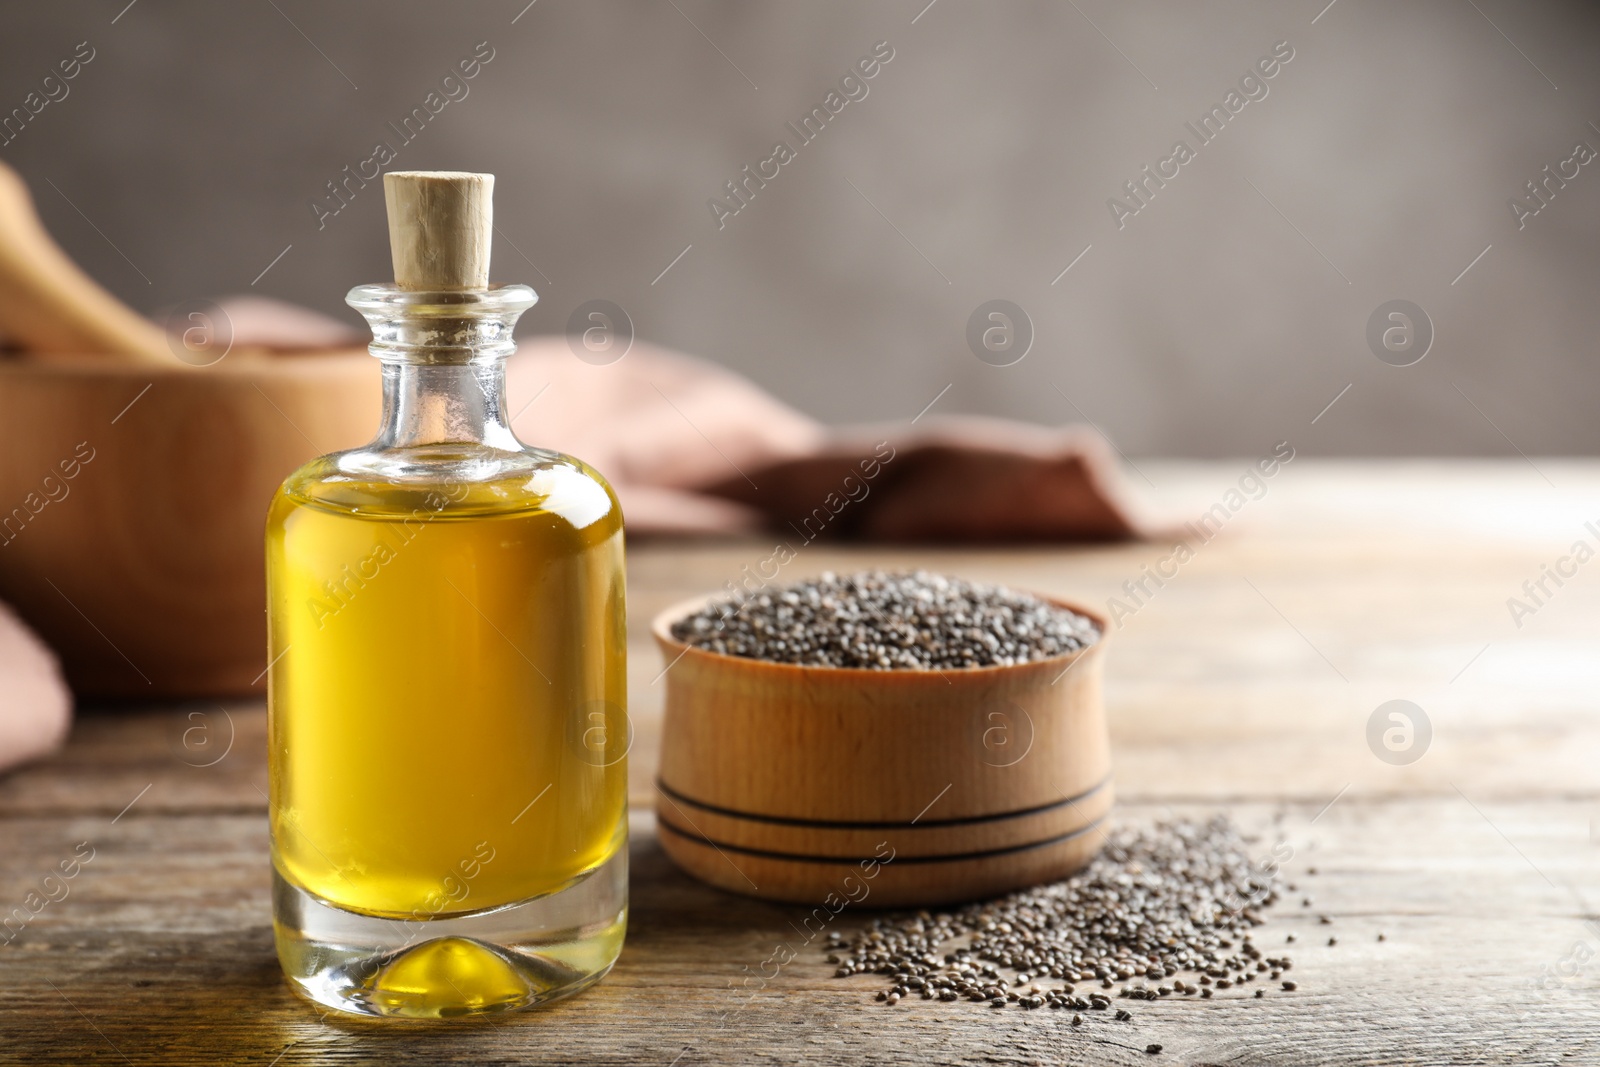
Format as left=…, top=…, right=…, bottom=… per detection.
left=500, top=336, right=1150, bottom=541
left=0, top=599, right=70, bottom=774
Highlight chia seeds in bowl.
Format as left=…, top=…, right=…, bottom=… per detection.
left=668, top=570, right=1101, bottom=671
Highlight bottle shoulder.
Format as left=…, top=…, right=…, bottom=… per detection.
left=272, top=443, right=622, bottom=532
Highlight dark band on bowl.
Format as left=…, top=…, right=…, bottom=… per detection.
left=656, top=809, right=1112, bottom=866
left=655, top=773, right=1111, bottom=830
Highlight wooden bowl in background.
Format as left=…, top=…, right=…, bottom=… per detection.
left=0, top=353, right=380, bottom=697
left=652, top=595, right=1112, bottom=907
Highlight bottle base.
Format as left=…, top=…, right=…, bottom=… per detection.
left=273, top=848, right=627, bottom=1019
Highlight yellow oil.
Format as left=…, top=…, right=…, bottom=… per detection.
left=369, top=937, right=537, bottom=1017
left=266, top=448, right=627, bottom=920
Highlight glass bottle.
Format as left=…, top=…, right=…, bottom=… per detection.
left=265, top=172, right=627, bottom=1019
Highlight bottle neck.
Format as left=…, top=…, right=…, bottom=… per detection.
left=346, top=282, right=538, bottom=452
left=375, top=361, right=522, bottom=450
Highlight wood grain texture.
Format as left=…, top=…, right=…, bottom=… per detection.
left=1, top=461, right=1598, bottom=1065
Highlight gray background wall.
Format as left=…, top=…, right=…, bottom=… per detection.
left=2, top=0, right=1596, bottom=456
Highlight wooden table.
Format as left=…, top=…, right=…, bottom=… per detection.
left=4, top=461, right=1598, bottom=1065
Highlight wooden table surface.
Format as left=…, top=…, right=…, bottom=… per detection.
left=3, top=460, right=1598, bottom=1065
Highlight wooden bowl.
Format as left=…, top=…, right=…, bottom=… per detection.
left=0, top=353, right=380, bottom=697
left=652, top=593, right=1112, bottom=907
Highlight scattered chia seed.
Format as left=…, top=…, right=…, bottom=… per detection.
left=671, top=570, right=1100, bottom=670
left=828, top=816, right=1294, bottom=1019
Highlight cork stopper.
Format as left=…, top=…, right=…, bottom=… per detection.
left=383, top=171, right=493, bottom=290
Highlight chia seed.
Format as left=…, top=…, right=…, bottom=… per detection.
left=671, top=570, right=1100, bottom=670
left=833, top=816, right=1294, bottom=1015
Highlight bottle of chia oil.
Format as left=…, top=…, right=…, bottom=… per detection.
left=265, top=171, right=627, bottom=1019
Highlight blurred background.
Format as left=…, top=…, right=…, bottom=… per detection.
left=1, top=0, right=1596, bottom=456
